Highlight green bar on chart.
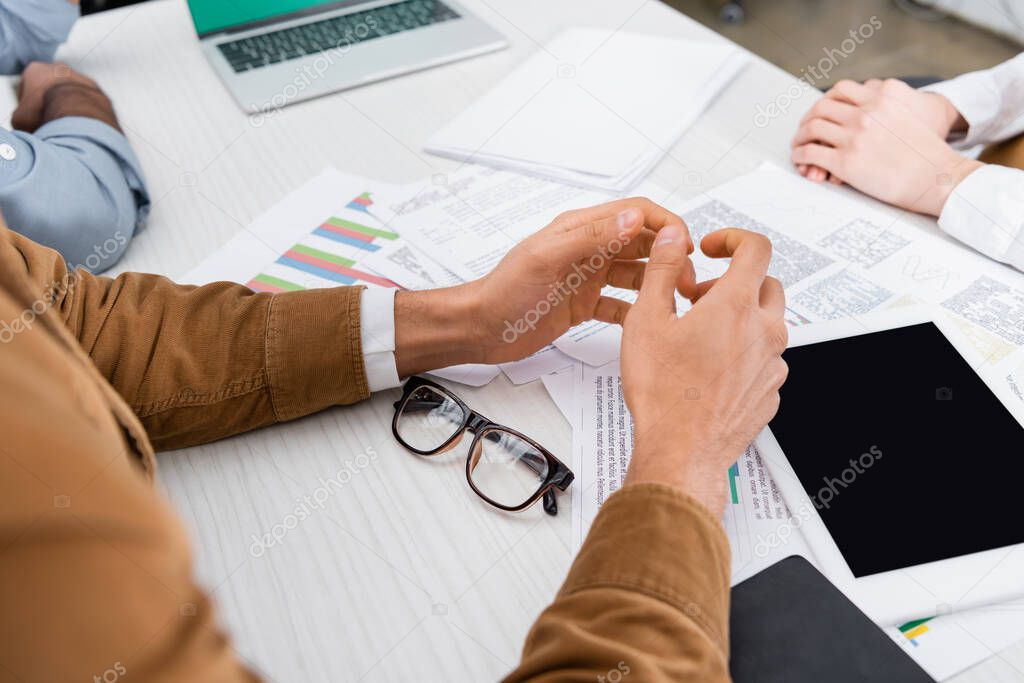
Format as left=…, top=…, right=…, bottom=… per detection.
left=325, top=216, right=399, bottom=240
left=728, top=462, right=740, bottom=505
left=253, top=273, right=305, bottom=291
left=291, top=243, right=356, bottom=267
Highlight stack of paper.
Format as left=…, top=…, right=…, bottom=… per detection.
left=424, top=27, right=748, bottom=192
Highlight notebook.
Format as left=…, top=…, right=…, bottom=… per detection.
left=730, top=556, right=934, bottom=683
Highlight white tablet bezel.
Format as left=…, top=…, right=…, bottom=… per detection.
left=755, top=304, right=1024, bottom=626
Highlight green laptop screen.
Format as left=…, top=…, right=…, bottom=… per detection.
left=188, top=1, right=334, bottom=35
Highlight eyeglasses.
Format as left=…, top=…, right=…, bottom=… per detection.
left=392, top=376, right=574, bottom=516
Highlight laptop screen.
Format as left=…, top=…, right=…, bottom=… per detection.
left=188, top=1, right=354, bottom=36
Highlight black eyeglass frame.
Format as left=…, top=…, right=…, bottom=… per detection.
left=392, top=376, right=575, bottom=516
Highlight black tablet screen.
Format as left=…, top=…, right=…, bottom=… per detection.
left=769, top=322, right=1024, bottom=577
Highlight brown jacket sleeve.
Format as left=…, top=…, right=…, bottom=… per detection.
left=0, top=230, right=298, bottom=681
left=505, top=484, right=733, bottom=683
left=9, top=229, right=370, bottom=450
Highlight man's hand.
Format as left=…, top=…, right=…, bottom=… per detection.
left=621, top=227, right=788, bottom=515
left=791, top=78, right=981, bottom=217
left=12, top=62, right=120, bottom=133
left=393, top=198, right=695, bottom=377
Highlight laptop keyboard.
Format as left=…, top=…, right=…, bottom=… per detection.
left=218, top=0, right=462, bottom=73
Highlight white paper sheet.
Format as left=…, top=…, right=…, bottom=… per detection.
left=883, top=600, right=1024, bottom=681
left=499, top=345, right=575, bottom=384
left=551, top=288, right=637, bottom=367
left=551, top=289, right=690, bottom=367
left=388, top=165, right=613, bottom=282
left=360, top=238, right=461, bottom=290
left=425, top=28, right=747, bottom=191
left=570, top=360, right=812, bottom=584
left=427, top=364, right=501, bottom=387
left=540, top=364, right=577, bottom=424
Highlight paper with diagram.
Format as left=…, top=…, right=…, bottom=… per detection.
left=179, top=167, right=501, bottom=387
left=182, top=168, right=406, bottom=290
left=568, top=360, right=812, bottom=585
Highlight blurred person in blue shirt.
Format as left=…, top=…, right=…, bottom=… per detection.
left=0, top=0, right=149, bottom=272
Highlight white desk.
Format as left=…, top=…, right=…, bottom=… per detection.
left=60, top=1, right=1024, bottom=680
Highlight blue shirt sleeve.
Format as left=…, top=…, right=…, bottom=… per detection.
left=0, top=0, right=79, bottom=74
left=0, top=117, right=151, bottom=272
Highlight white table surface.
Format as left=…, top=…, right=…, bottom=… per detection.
left=57, top=1, right=1024, bottom=680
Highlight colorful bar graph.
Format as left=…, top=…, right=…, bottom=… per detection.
left=728, top=462, right=740, bottom=505
left=346, top=192, right=374, bottom=213
left=325, top=216, right=399, bottom=240
left=314, top=218, right=398, bottom=251
left=898, top=617, right=933, bottom=646
left=248, top=273, right=304, bottom=293
left=291, top=243, right=356, bottom=267
left=246, top=202, right=400, bottom=294
left=313, top=226, right=381, bottom=251
left=278, top=247, right=396, bottom=287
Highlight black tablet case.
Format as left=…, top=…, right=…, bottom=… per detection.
left=729, top=556, right=934, bottom=683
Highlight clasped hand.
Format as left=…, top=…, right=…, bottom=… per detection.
left=791, top=78, right=981, bottom=216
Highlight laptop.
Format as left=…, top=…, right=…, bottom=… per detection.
left=186, top=0, right=507, bottom=113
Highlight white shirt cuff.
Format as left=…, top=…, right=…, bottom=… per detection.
left=359, top=287, right=402, bottom=392
left=923, top=54, right=1024, bottom=150
left=923, top=75, right=1000, bottom=150
left=938, top=164, right=1024, bottom=272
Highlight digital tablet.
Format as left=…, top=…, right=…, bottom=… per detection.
left=755, top=306, right=1024, bottom=626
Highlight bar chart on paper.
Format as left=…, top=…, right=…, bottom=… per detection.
left=723, top=446, right=813, bottom=586
left=898, top=617, right=933, bottom=647
left=247, top=213, right=400, bottom=293
left=182, top=168, right=405, bottom=294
